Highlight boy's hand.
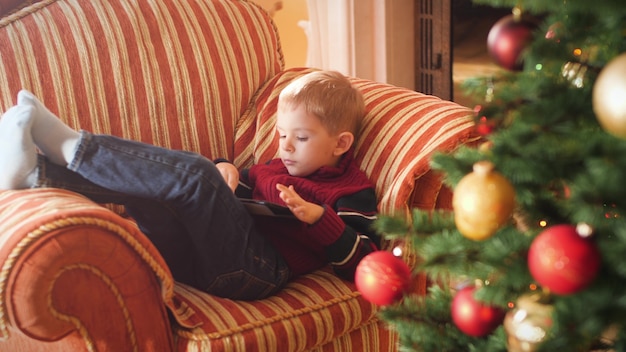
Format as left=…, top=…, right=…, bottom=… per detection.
left=215, top=162, right=239, bottom=192
left=276, top=184, right=324, bottom=224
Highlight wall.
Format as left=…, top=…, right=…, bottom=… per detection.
left=385, top=0, right=415, bottom=90
left=262, top=0, right=415, bottom=90
left=271, top=0, right=309, bottom=68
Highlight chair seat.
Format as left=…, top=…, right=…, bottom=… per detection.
left=171, top=267, right=391, bottom=351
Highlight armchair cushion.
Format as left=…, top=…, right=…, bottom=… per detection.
left=171, top=268, right=394, bottom=351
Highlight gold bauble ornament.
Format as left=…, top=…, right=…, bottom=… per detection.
left=453, top=161, right=516, bottom=240
left=593, top=53, right=626, bottom=138
left=561, top=61, right=588, bottom=88
left=504, top=293, right=554, bottom=352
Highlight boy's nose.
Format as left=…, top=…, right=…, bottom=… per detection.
left=280, top=139, right=294, bottom=152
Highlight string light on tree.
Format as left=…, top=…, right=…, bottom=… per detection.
left=544, top=22, right=563, bottom=43
left=474, top=105, right=496, bottom=136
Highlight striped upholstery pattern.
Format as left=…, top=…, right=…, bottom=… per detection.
left=0, top=0, right=282, bottom=163
left=172, top=268, right=396, bottom=351
left=237, top=67, right=476, bottom=216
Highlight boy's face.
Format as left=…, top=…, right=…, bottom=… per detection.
left=276, top=104, right=345, bottom=177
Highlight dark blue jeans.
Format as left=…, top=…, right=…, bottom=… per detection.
left=36, top=131, right=290, bottom=300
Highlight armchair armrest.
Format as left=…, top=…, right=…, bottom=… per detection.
left=0, top=188, right=177, bottom=351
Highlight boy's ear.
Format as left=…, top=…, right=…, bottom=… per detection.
left=334, top=132, right=355, bottom=156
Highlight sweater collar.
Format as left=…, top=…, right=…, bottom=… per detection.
left=273, top=148, right=356, bottom=180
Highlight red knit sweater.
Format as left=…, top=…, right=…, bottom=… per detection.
left=240, top=150, right=380, bottom=280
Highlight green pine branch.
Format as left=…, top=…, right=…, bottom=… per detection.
left=376, top=0, right=626, bottom=350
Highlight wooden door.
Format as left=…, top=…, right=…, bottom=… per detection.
left=415, top=0, right=452, bottom=100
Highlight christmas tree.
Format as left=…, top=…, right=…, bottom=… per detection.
left=358, top=0, right=626, bottom=351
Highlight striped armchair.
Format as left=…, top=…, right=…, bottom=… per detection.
left=0, top=1, right=477, bottom=351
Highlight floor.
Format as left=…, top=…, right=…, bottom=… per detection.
left=451, top=5, right=509, bottom=107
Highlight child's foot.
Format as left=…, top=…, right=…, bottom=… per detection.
left=0, top=105, right=38, bottom=189
left=17, top=90, right=80, bottom=166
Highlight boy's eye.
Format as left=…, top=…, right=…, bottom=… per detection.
left=277, top=132, right=308, bottom=141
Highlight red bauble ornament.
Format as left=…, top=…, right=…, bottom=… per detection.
left=355, top=251, right=411, bottom=306
left=528, top=224, right=601, bottom=295
left=487, top=14, right=536, bottom=71
left=476, top=116, right=495, bottom=136
left=451, top=286, right=505, bottom=337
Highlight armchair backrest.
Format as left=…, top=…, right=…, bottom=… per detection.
left=0, top=0, right=283, bottom=162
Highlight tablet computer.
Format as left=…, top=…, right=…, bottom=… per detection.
left=239, top=199, right=295, bottom=218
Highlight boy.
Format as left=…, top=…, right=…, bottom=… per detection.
left=0, top=71, right=380, bottom=300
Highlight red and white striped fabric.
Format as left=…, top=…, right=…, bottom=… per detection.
left=0, top=0, right=282, bottom=161
left=171, top=268, right=396, bottom=351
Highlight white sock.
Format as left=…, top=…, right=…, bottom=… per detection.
left=0, top=105, right=38, bottom=189
left=17, top=90, right=80, bottom=166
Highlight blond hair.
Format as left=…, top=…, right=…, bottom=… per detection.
left=278, top=71, right=365, bottom=136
